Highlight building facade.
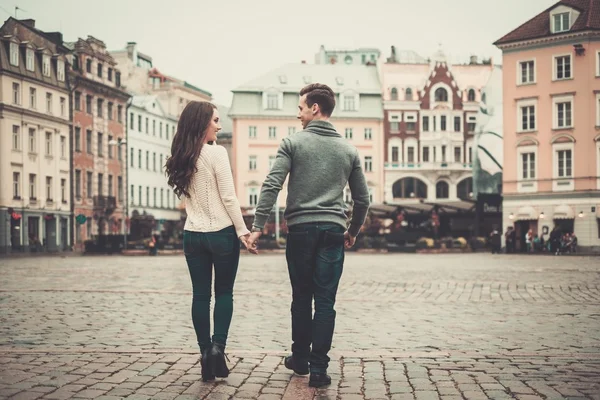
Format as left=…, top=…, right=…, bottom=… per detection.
left=315, top=45, right=381, bottom=66
left=380, top=48, right=493, bottom=208
left=495, top=0, right=600, bottom=251
left=67, top=36, right=130, bottom=247
left=0, top=18, right=71, bottom=253
left=127, top=95, right=180, bottom=230
left=229, top=62, right=384, bottom=213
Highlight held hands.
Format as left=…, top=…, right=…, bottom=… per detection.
left=344, top=231, right=356, bottom=249
left=239, top=232, right=261, bottom=255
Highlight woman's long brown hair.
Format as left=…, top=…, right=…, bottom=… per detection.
left=165, top=101, right=216, bottom=198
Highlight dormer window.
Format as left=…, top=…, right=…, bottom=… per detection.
left=467, top=89, right=476, bottom=102
left=390, top=87, right=398, bottom=100
left=26, top=48, right=34, bottom=71
left=341, top=91, right=360, bottom=111
left=405, top=88, right=413, bottom=101
left=57, top=60, right=65, bottom=81
left=263, top=90, right=283, bottom=110
left=435, top=87, right=448, bottom=102
left=553, top=12, right=570, bottom=33
left=9, top=42, right=19, bottom=66
left=86, top=58, right=92, bottom=73
left=42, top=55, right=51, bottom=77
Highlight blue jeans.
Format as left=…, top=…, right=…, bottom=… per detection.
left=285, top=222, right=345, bottom=373
left=183, top=226, right=240, bottom=352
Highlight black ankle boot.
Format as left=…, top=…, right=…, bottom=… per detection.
left=200, top=347, right=215, bottom=382
left=309, top=372, right=331, bottom=388
left=209, top=343, right=229, bottom=378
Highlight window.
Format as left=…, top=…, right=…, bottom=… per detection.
left=153, top=152, right=156, bottom=171
left=74, top=127, right=81, bottom=152
left=138, top=115, right=142, bottom=132
left=159, top=122, right=163, bottom=138
left=288, top=127, right=296, bottom=135
left=130, top=148, right=134, bottom=167
left=436, top=181, right=449, bottom=199
left=108, top=136, right=113, bottom=159
left=75, top=92, right=83, bottom=112
left=440, top=115, right=447, bottom=131
left=405, top=114, right=417, bottom=132
left=118, top=143, right=122, bottom=161
left=60, top=136, right=66, bottom=158
left=422, top=116, right=429, bottom=132
left=61, top=179, right=66, bottom=203
left=434, top=88, right=448, bottom=102
left=130, top=113, right=134, bottom=129
left=454, top=147, right=461, bottom=163
left=160, top=188, right=164, bottom=207
left=407, top=147, right=415, bottom=163
left=60, top=97, right=66, bottom=116
left=145, top=118, right=149, bottom=133
left=86, top=59, right=92, bottom=73
left=553, top=12, right=570, bottom=33
left=12, top=125, right=20, bottom=150
left=30, top=88, right=36, bottom=109
left=391, top=146, right=399, bottom=162
left=343, top=95, right=356, bottom=111
left=45, top=132, right=52, bottom=155
left=405, top=88, right=413, bottom=101
left=159, top=154, right=163, bottom=172
left=42, top=55, right=51, bottom=77
left=153, top=188, right=157, bottom=207
left=522, top=152, right=536, bottom=179
left=266, top=94, right=279, bottom=109
left=152, top=120, right=156, bottom=135
left=467, top=89, right=476, bottom=102
left=108, top=103, right=113, bottom=121
left=249, top=187, right=258, bottom=206
left=390, top=87, right=398, bottom=100
left=146, top=151, right=149, bottom=170
left=86, top=171, right=93, bottom=198
left=269, top=155, right=276, bottom=170
left=9, top=42, right=18, bottom=66
left=75, top=170, right=81, bottom=198
left=46, top=93, right=52, bottom=113
left=519, top=61, right=535, bottom=84
left=166, top=124, right=170, bottom=140
left=97, top=99, right=103, bottom=118
left=57, top=60, right=65, bottom=81
left=364, top=156, right=372, bottom=172
left=554, top=97, right=573, bottom=129
left=12, top=83, right=20, bottom=105
left=46, top=177, right=53, bottom=201
left=520, top=105, right=536, bottom=131
left=108, top=175, right=113, bottom=196
left=13, top=172, right=21, bottom=199
left=468, top=147, right=472, bottom=164
left=554, top=55, right=572, bottom=80
left=139, top=186, right=143, bottom=206
left=117, top=105, right=123, bottom=123
left=389, top=115, right=400, bottom=132
left=138, top=149, right=142, bottom=168
left=97, top=63, right=103, bottom=78
left=26, top=48, right=34, bottom=71
left=86, top=95, right=92, bottom=114
left=368, top=188, right=374, bottom=203
left=86, top=130, right=92, bottom=154
left=364, top=128, right=372, bottom=140
left=454, top=116, right=461, bottom=132
left=249, top=156, right=257, bottom=170
left=167, top=191, right=170, bottom=208
left=28, top=128, right=36, bottom=153
left=29, top=174, right=36, bottom=199
left=392, top=177, right=428, bottom=199
left=268, top=126, right=277, bottom=139
left=423, top=146, right=430, bottom=162
left=131, top=185, right=135, bottom=205
left=96, top=133, right=103, bottom=157
left=97, top=173, right=104, bottom=196
left=108, top=68, right=113, bottom=82
left=345, top=128, right=353, bottom=139
left=441, top=145, right=447, bottom=162
left=557, top=149, right=572, bottom=178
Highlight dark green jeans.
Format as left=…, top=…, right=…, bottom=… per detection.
left=183, top=226, right=240, bottom=352
left=286, top=222, right=345, bottom=373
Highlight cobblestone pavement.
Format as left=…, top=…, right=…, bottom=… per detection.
left=0, top=253, right=599, bottom=399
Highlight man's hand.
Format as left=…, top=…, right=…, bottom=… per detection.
left=246, top=231, right=262, bottom=254
left=344, top=231, right=356, bottom=249
left=239, top=233, right=251, bottom=251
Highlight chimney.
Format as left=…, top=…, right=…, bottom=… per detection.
left=126, top=42, right=137, bottom=59
left=469, top=55, right=478, bottom=65
left=46, top=32, right=63, bottom=45
left=20, top=19, right=35, bottom=28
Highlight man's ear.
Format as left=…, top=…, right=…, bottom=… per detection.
left=312, top=103, right=319, bottom=115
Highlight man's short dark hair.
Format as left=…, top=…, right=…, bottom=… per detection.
left=300, top=83, right=336, bottom=117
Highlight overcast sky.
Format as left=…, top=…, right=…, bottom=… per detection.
left=1, top=0, right=555, bottom=105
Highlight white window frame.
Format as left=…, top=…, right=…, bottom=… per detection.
left=26, top=48, right=34, bottom=71
left=405, top=112, right=417, bottom=133
left=364, top=156, right=373, bottom=172
left=517, top=144, right=538, bottom=193
left=389, top=112, right=401, bottom=133
left=553, top=95, right=574, bottom=129
left=422, top=145, right=430, bottom=163
left=60, top=97, right=66, bottom=117
left=30, top=87, right=36, bottom=109
left=45, top=132, right=53, bottom=156
left=262, top=90, right=283, bottom=110
left=345, top=128, right=353, bottom=140
left=341, top=91, right=360, bottom=111
left=13, top=172, right=21, bottom=199
left=46, top=176, right=53, bottom=201
left=521, top=152, right=536, bottom=180
left=553, top=54, right=572, bottom=81
left=249, top=155, right=257, bottom=171
left=517, top=59, right=536, bottom=85
left=9, top=42, right=19, bottom=66
left=248, top=126, right=257, bottom=139
left=29, top=128, right=36, bottom=153
left=467, top=114, right=477, bottom=133
left=288, top=126, right=296, bottom=135
left=12, top=82, right=20, bottom=105
left=453, top=146, right=462, bottom=163
left=364, top=128, right=372, bottom=140
left=453, top=115, right=462, bottom=132
left=516, top=99, right=537, bottom=133
left=248, top=187, right=258, bottom=207
left=60, top=136, right=66, bottom=159
left=552, top=142, right=574, bottom=192
left=43, top=55, right=51, bottom=77
left=46, top=93, right=53, bottom=114
left=388, top=138, right=402, bottom=164
left=404, top=139, right=418, bottom=164
left=268, top=126, right=277, bottom=139
left=552, top=11, right=570, bottom=33
left=12, top=125, right=20, bottom=151
left=421, top=114, right=430, bottom=132
left=29, top=174, right=36, bottom=199
left=430, top=82, right=453, bottom=108
left=57, top=60, right=65, bottom=81
left=596, top=50, right=600, bottom=78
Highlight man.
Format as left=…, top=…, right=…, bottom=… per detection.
left=247, top=83, right=370, bottom=388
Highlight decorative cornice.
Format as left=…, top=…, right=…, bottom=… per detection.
left=496, top=30, right=600, bottom=52
left=0, top=103, right=71, bottom=126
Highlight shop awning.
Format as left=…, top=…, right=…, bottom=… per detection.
left=514, top=205, right=538, bottom=221
left=552, top=205, right=574, bottom=220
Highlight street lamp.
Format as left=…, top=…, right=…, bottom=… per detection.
left=109, top=138, right=127, bottom=250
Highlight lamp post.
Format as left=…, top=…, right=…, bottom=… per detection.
left=109, top=138, right=127, bottom=250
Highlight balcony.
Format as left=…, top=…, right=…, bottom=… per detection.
left=93, top=195, right=117, bottom=211
left=385, top=162, right=472, bottom=171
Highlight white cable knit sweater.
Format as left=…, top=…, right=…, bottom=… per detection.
left=183, top=144, right=250, bottom=238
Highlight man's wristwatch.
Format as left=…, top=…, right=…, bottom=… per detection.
left=251, top=226, right=262, bottom=233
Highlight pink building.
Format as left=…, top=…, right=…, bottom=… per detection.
left=229, top=63, right=384, bottom=216
left=495, top=0, right=600, bottom=251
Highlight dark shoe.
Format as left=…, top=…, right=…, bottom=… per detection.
left=209, top=343, right=229, bottom=378
left=309, top=373, right=331, bottom=388
left=200, top=348, right=215, bottom=382
left=284, top=354, right=309, bottom=375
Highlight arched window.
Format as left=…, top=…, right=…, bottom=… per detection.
left=405, top=88, right=413, bottom=101
left=457, top=177, right=473, bottom=199
left=468, top=89, right=476, bottom=102
left=435, top=87, right=448, bottom=102
left=392, top=178, right=428, bottom=199
left=436, top=181, right=449, bottom=199
left=390, top=87, right=398, bottom=100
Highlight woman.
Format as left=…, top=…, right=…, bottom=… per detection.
left=165, top=101, right=250, bottom=381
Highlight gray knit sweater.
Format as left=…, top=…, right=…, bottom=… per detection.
left=252, top=120, right=370, bottom=237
